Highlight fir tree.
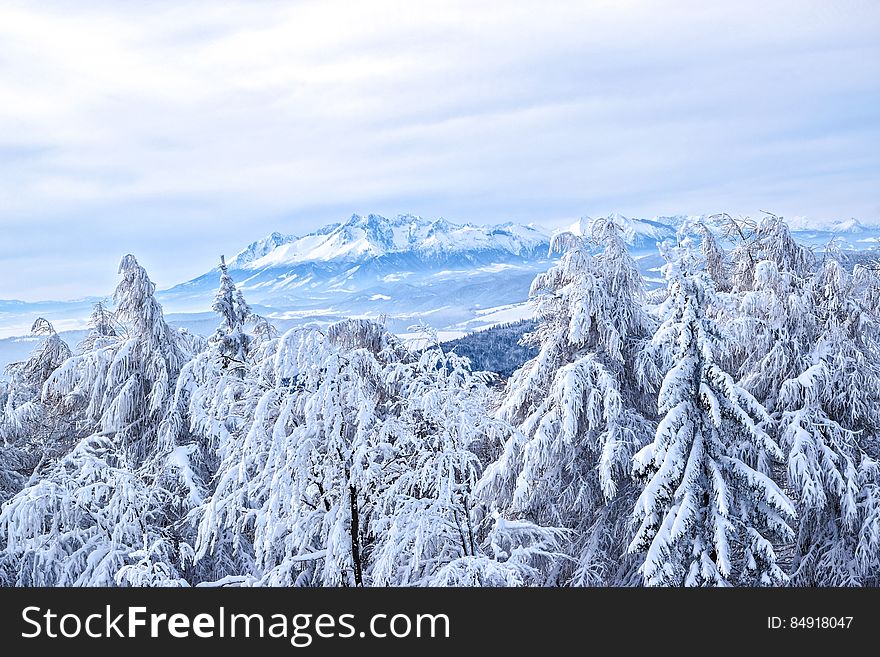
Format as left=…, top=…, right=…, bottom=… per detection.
left=481, top=216, right=657, bottom=585
left=1, top=256, right=194, bottom=586
left=0, top=319, right=74, bottom=504
left=778, top=257, right=880, bottom=585
left=629, top=238, right=795, bottom=586
left=212, top=255, right=252, bottom=373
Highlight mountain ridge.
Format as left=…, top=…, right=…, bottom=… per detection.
left=230, top=213, right=551, bottom=271
left=3, top=212, right=880, bottom=347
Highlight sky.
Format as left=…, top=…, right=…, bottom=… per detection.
left=0, top=0, right=878, bottom=300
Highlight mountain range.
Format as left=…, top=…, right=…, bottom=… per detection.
left=1, top=212, right=878, bottom=371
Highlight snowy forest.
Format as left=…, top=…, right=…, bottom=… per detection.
left=1, top=214, right=879, bottom=588
left=441, top=320, right=538, bottom=379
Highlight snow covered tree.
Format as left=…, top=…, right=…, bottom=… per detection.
left=853, top=261, right=880, bottom=315
left=77, top=301, right=118, bottom=352
left=193, top=321, right=402, bottom=586
left=777, top=256, right=880, bottom=585
left=629, top=237, right=795, bottom=586
left=480, top=216, right=657, bottom=585
left=714, top=215, right=815, bottom=407
left=721, top=217, right=880, bottom=585
left=191, top=312, right=563, bottom=587
left=0, top=319, right=74, bottom=504
left=0, top=433, right=189, bottom=586
left=757, top=216, right=815, bottom=281
left=8, top=318, right=72, bottom=390
left=731, top=259, right=814, bottom=413
left=43, top=255, right=189, bottom=461
left=726, top=214, right=814, bottom=292
left=157, top=260, right=264, bottom=583
left=697, top=222, right=731, bottom=292
left=1, top=255, right=195, bottom=586
left=7, top=213, right=880, bottom=590
left=371, top=340, right=565, bottom=586
left=212, top=255, right=252, bottom=373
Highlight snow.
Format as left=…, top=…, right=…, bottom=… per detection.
left=782, top=215, right=879, bottom=232
left=266, top=308, right=338, bottom=320
left=565, top=213, right=676, bottom=248
left=829, top=218, right=866, bottom=233
left=397, top=330, right=468, bottom=350
left=4, top=213, right=880, bottom=589
left=240, top=214, right=551, bottom=270
left=463, top=302, right=535, bottom=328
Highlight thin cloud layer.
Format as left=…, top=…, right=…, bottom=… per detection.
left=1, top=0, right=878, bottom=298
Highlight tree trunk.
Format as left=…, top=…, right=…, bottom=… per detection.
left=349, top=484, right=363, bottom=586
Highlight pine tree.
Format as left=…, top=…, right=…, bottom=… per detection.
left=0, top=319, right=74, bottom=504
left=480, top=216, right=657, bottom=585
left=1, top=256, right=194, bottom=586
left=629, top=238, right=795, bottom=586
left=778, top=257, right=880, bottom=585
left=212, top=255, right=252, bottom=373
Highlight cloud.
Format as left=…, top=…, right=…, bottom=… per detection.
left=0, top=0, right=878, bottom=298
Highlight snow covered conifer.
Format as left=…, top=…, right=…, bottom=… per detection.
left=778, top=256, right=880, bottom=585
left=160, top=261, right=264, bottom=582
left=629, top=237, right=795, bottom=586
left=371, top=338, right=565, bottom=586
left=211, top=255, right=251, bottom=373
left=0, top=319, right=74, bottom=503
left=2, top=256, right=194, bottom=586
left=43, top=255, right=189, bottom=459
left=2, top=318, right=72, bottom=438
left=480, top=216, right=657, bottom=585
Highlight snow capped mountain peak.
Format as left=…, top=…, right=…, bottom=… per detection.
left=233, top=214, right=551, bottom=271
left=158, top=212, right=556, bottom=318
left=233, top=231, right=295, bottom=267
left=334, top=213, right=396, bottom=253
left=426, top=217, right=452, bottom=235
left=829, top=217, right=866, bottom=233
